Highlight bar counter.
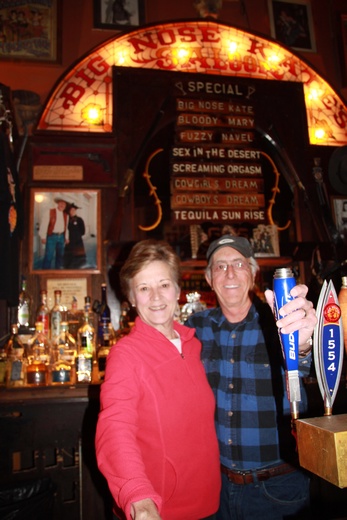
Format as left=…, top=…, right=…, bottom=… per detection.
left=1, top=379, right=347, bottom=520
left=0, top=383, right=113, bottom=520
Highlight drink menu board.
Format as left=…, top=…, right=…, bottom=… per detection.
left=113, top=66, right=308, bottom=234
left=171, top=86, right=265, bottom=224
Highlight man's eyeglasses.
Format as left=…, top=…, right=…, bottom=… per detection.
left=212, top=260, right=250, bottom=273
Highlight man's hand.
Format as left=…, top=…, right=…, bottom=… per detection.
left=265, top=284, right=317, bottom=349
left=131, top=498, right=162, bottom=520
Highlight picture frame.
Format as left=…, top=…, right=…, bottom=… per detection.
left=332, top=196, right=347, bottom=242
left=0, top=0, right=60, bottom=62
left=268, top=0, right=316, bottom=52
left=29, top=188, right=101, bottom=274
left=93, top=0, right=145, bottom=30
left=30, top=142, right=117, bottom=186
left=43, top=275, right=92, bottom=311
left=251, top=224, right=280, bottom=257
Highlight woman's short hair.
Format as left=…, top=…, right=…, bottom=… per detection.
left=120, top=239, right=181, bottom=299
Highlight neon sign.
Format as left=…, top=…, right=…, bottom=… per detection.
left=38, top=20, right=347, bottom=146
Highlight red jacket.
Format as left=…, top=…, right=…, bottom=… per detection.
left=95, top=317, right=221, bottom=520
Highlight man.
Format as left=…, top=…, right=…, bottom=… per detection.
left=39, top=197, right=69, bottom=269
left=186, top=234, right=317, bottom=520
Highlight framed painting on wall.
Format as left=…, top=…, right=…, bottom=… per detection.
left=268, top=0, right=316, bottom=52
left=332, top=196, right=347, bottom=242
left=29, top=188, right=101, bottom=274
left=93, top=0, right=145, bottom=30
left=42, top=275, right=91, bottom=311
left=0, top=0, right=59, bottom=62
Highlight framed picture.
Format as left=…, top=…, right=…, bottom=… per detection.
left=93, top=0, right=145, bottom=29
left=30, top=188, right=101, bottom=274
left=30, top=142, right=117, bottom=185
left=268, top=0, right=316, bottom=52
left=42, top=275, right=91, bottom=310
left=0, top=0, right=59, bottom=62
left=332, top=196, right=347, bottom=242
left=251, top=224, right=280, bottom=257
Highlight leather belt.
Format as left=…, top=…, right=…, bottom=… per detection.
left=221, top=463, right=296, bottom=485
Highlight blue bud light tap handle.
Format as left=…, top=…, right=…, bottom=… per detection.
left=273, top=267, right=301, bottom=420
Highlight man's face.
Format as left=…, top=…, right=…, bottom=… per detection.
left=206, top=246, right=254, bottom=312
left=57, top=201, right=66, bottom=211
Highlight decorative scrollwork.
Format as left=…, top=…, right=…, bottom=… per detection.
left=138, top=148, right=163, bottom=232
left=261, top=151, right=291, bottom=231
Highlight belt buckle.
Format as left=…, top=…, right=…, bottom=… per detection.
left=241, top=472, right=251, bottom=484
left=236, top=470, right=252, bottom=484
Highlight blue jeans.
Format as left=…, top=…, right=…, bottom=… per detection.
left=42, top=233, right=64, bottom=269
left=217, top=469, right=311, bottom=520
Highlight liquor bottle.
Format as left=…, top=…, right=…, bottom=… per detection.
left=0, top=345, right=7, bottom=386
left=119, top=301, right=130, bottom=329
left=26, top=321, right=51, bottom=386
left=76, top=306, right=96, bottom=383
left=96, top=323, right=115, bottom=381
left=17, top=276, right=31, bottom=329
left=50, top=322, right=77, bottom=385
left=85, top=295, right=96, bottom=330
left=97, top=283, right=111, bottom=348
left=116, top=301, right=131, bottom=339
left=338, top=276, right=347, bottom=356
left=67, top=297, right=82, bottom=340
left=50, top=290, right=65, bottom=343
left=35, top=289, right=50, bottom=337
left=6, top=324, right=26, bottom=387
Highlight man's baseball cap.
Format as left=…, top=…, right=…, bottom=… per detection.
left=206, top=234, right=254, bottom=262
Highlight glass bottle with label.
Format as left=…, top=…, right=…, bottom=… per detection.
left=50, top=290, right=65, bottom=343
left=26, top=321, right=51, bottom=386
left=50, top=321, right=77, bottom=385
left=116, top=301, right=131, bottom=339
left=0, top=345, right=7, bottom=386
left=97, top=323, right=115, bottom=381
left=17, top=276, right=31, bottom=330
left=6, top=324, right=26, bottom=387
left=97, top=283, right=111, bottom=347
left=85, top=295, right=96, bottom=330
left=76, top=306, right=95, bottom=383
left=35, top=289, right=50, bottom=337
left=67, top=296, right=82, bottom=340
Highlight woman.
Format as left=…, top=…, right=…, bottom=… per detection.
left=95, top=240, right=221, bottom=520
left=63, top=203, right=86, bottom=269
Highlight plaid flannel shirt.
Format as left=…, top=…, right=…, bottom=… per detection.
left=186, top=296, right=312, bottom=471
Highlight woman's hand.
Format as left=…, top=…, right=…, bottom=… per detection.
left=131, top=498, right=162, bottom=520
left=265, top=284, right=317, bottom=350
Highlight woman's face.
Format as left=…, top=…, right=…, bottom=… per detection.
left=129, top=260, right=180, bottom=334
